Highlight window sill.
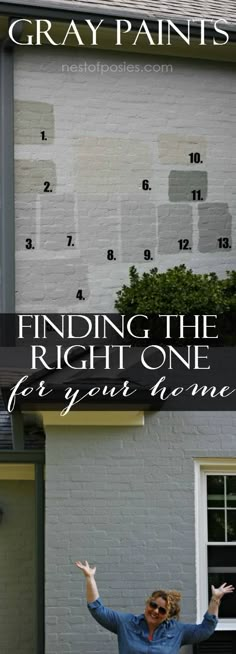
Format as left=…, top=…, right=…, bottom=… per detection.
left=216, top=620, right=236, bottom=631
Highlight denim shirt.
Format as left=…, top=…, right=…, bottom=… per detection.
left=88, top=597, right=217, bottom=654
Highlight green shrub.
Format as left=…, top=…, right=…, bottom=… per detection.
left=115, top=266, right=236, bottom=343
left=221, top=270, right=236, bottom=311
left=115, top=265, right=235, bottom=314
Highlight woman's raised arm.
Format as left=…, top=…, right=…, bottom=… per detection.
left=180, top=581, right=234, bottom=646
left=75, top=560, right=130, bottom=634
left=75, top=560, right=99, bottom=603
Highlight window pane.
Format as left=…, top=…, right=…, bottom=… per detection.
left=227, top=476, right=236, bottom=507
left=208, top=544, right=236, bottom=566
left=227, top=511, right=236, bottom=542
left=207, top=475, right=224, bottom=507
left=208, top=510, right=225, bottom=541
left=208, top=546, right=236, bottom=618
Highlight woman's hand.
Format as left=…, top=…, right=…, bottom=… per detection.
left=208, top=582, right=234, bottom=616
left=75, top=560, right=96, bottom=578
left=211, top=583, right=234, bottom=600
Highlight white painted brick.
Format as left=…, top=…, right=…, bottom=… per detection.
left=14, top=49, right=236, bottom=312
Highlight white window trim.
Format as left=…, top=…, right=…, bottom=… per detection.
left=195, top=458, right=236, bottom=631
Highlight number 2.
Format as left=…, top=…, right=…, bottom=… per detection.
left=44, top=181, right=52, bottom=192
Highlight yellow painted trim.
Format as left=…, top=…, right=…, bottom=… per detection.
left=40, top=410, right=144, bottom=427
left=195, top=457, right=236, bottom=472
left=0, top=464, right=35, bottom=480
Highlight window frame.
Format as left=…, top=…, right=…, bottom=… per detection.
left=195, top=458, right=236, bottom=631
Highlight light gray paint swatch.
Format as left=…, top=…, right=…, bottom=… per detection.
left=121, top=201, right=156, bottom=262
left=40, top=194, right=75, bottom=249
left=77, top=196, right=120, bottom=264
left=15, top=194, right=37, bottom=250
left=16, top=261, right=89, bottom=306
left=158, top=204, right=192, bottom=254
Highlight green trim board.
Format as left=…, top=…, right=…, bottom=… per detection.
left=0, top=450, right=45, bottom=462
left=35, top=462, right=45, bottom=654
left=0, top=453, right=45, bottom=654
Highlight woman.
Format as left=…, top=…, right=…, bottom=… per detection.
left=76, top=560, right=234, bottom=654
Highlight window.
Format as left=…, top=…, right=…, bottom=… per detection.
left=207, top=475, right=236, bottom=619
left=195, top=460, right=236, bottom=629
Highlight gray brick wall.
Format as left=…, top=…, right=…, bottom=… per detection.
left=45, top=411, right=236, bottom=654
left=14, top=49, right=236, bottom=312
left=0, top=480, right=36, bottom=654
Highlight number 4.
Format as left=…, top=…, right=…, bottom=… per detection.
left=76, top=289, right=85, bottom=300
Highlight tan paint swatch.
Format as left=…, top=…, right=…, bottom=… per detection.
left=15, top=160, right=56, bottom=194
left=159, top=134, right=207, bottom=165
left=15, top=100, right=54, bottom=144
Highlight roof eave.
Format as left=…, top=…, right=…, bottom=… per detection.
left=1, top=0, right=236, bottom=36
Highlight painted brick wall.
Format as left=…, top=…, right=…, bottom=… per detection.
left=0, top=480, right=35, bottom=654
left=13, top=45, right=236, bottom=654
left=45, top=411, right=236, bottom=654
left=14, top=48, right=236, bottom=313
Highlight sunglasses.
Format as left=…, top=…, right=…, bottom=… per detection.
left=149, top=600, right=167, bottom=616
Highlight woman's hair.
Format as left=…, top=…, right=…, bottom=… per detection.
left=148, top=589, right=182, bottom=620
